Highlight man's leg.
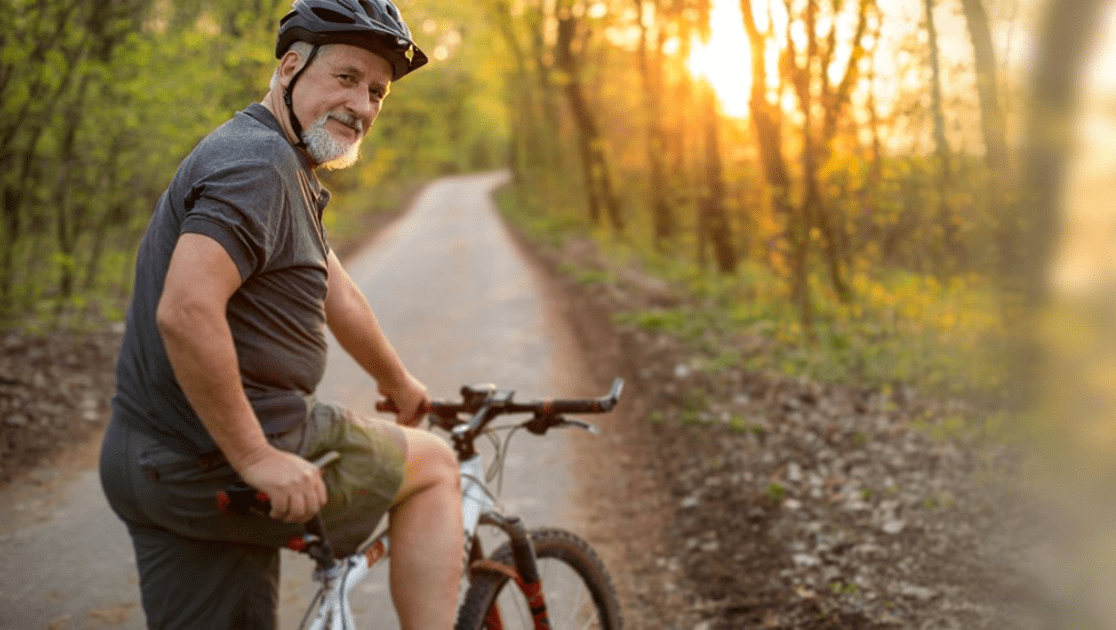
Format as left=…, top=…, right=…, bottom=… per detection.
left=127, top=523, right=280, bottom=630
left=388, top=427, right=463, bottom=630
left=101, top=414, right=286, bottom=630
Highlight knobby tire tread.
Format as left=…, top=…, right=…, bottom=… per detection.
left=454, top=528, right=622, bottom=630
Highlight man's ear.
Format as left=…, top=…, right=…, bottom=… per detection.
left=276, top=50, right=304, bottom=89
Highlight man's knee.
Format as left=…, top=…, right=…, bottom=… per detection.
left=397, top=429, right=459, bottom=498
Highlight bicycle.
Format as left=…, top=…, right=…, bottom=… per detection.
left=220, top=378, right=626, bottom=630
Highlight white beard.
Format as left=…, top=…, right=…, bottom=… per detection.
left=302, top=112, right=362, bottom=169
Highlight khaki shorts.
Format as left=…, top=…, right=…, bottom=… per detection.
left=291, top=403, right=407, bottom=555
left=100, top=403, right=407, bottom=629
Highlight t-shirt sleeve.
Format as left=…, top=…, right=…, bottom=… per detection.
left=179, top=161, right=288, bottom=281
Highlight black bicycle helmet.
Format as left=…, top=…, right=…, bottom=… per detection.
left=276, top=0, right=428, bottom=81
left=275, top=0, right=427, bottom=151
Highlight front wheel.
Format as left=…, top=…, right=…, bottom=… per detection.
left=455, top=528, right=622, bottom=630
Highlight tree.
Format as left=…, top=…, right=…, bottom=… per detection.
left=958, top=0, right=1012, bottom=280
left=696, top=78, right=738, bottom=273
left=1015, top=0, right=1109, bottom=304
left=554, top=1, right=625, bottom=232
left=782, top=0, right=873, bottom=303
left=634, top=0, right=675, bottom=247
left=737, top=0, right=873, bottom=326
left=924, top=0, right=958, bottom=271
left=740, top=0, right=811, bottom=325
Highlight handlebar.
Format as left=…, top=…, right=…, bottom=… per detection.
left=377, top=378, right=624, bottom=459
left=218, top=380, right=624, bottom=566
left=376, top=377, right=624, bottom=418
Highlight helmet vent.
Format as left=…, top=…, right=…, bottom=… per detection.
left=311, top=7, right=357, bottom=24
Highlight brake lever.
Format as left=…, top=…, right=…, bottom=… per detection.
left=561, top=418, right=600, bottom=434
left=523, top=414, right=600, bottom=435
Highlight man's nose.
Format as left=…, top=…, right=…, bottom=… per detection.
left=346, top=90, right=376, bottom=122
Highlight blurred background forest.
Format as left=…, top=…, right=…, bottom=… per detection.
left=2, top=0, right=1113, bottom=405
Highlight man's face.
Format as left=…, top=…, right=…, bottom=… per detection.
left=286, top=43, right=393, bottom=169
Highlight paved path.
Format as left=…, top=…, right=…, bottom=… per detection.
left=0, top=171, right=586, bottom=629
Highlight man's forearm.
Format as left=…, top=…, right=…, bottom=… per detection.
left=328, top=281, right=409, bottom=386
left=325, top=250, right=410, bottom=387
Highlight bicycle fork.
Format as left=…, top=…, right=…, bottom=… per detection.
left=472, top=512, right=551, bottom=630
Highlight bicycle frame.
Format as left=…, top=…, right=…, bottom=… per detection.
left=299, top=454, right=497, bottom=630
left=294, top=378, right=623, bottom=629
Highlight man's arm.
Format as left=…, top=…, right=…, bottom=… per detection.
left=156, top=232, right=326, bottom=523
left=324, top=249, right=429, bottom=425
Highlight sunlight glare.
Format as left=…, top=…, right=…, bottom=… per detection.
left=687, top=0, right=752, bottom=119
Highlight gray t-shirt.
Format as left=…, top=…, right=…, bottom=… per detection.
left=113, top=103, right=333, bottom=456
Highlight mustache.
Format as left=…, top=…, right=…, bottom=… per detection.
left=326, top=111, right=363, bottom=135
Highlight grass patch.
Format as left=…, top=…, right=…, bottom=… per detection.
left=618, top=258, right=1004, bottom=398
left=558, top=263, right=615, bottom=286
left=728, top=414, right=747, bottom=434
left=765, top=482, right=788, bottom=503
left=493, top=184, right=587, bottom=247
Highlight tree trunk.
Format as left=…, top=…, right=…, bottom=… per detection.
left=924, top=0, right=958, bottom=272
left=555, top=13, right=624, bottom=233
left=1016, top=0, right=1108, bottom=304
left=959, top=0, right=1012, bottom=273
left=53, top=73, right=94, bottom=312
left=960, top=0, right=1009, bottom=175
left=741, top=0, right=812, bottom=328
left=698, top=80, right=737, bottom=274
left=635, top=0, right=674, bottom=247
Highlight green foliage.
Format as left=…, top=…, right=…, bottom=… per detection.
left=1, top=0, right=508, bottom=332
left=613, top=308, right=689, bottom=334
left=610, top=250, right=1003, bottom=395
left=494, top=185, right=588, bottom=248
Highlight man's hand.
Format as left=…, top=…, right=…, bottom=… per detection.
left=236, top=446, right=327, bottom=523
left=379, top=371, right=430, bottom=427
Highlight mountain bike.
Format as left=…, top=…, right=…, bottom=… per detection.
left=220, top=378, right=626, bottom=630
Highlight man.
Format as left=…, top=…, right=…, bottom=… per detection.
left=99, top=1, right=463, bottom=628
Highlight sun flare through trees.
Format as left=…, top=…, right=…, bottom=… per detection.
left=686, top=0, right=752, bottom=118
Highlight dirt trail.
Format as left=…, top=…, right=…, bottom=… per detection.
left=0, top=172, right=647, bottom=630
left=0, top=172, right=1050, bottom=630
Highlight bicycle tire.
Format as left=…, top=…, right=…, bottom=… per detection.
left=455, top=528, right=622, bottom=630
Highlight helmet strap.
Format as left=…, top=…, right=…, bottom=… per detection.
left=282, top=44, right=321, bottom=150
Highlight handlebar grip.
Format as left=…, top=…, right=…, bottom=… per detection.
left=217, top=483, right=271, bottom=516
left=216, top=450, right=339, bottom=516
left=376, top=400, right=435, bottom=414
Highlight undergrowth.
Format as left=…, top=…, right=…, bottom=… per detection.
left=496, top=184, right=1005, bottom=399
left=616, top=262, right=1004, bottom=397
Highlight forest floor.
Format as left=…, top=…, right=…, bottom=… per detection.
left=0, top=209, right=1069, bottom=629
left=521, top=233, right=1063, bottom=629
